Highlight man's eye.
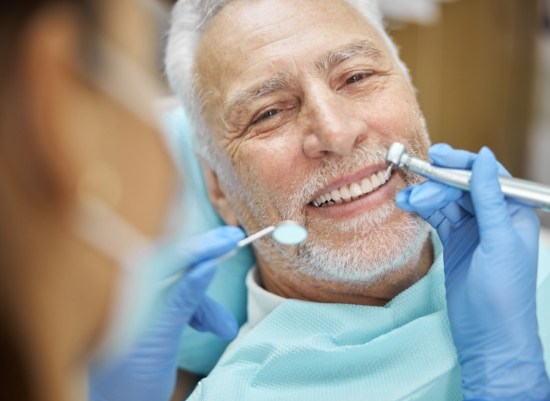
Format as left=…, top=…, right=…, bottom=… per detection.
left=345, top=72, right=372, bottom=85
left=253, top=109, right=279, bottom=124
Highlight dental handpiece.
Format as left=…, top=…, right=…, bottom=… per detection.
left=386, top=142, right=550, bottom=213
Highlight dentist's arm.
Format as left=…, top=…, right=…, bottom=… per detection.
left=89, top=227, right=244, bottom=401
left=397, top=144, right=550, bottom=401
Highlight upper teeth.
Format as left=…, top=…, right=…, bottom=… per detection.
left=311, top=170, right=390, bottom=207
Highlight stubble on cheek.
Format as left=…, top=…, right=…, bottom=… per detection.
left=220, top=148, right=302, bottom=234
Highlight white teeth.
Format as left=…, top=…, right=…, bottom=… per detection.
left=350, top=183, right=362, bottom=198
left=310, top=168, right=392, bottom=208
left=340, top=187, right=352, bottom=201
left=331, top=189, right=342, bottom=202
left=377, top=171, right=386, bottom=185
left=361, top=177, right=373, bottom=193
left=384, top=165, right=393, bottom=180
left=371, top=173, right=381, bottom=188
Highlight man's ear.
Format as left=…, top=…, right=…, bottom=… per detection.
left=200, top=160, right=239, bottom=226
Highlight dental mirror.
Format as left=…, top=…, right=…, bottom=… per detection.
left=271, top=221, right=308, bottom=245
left=215, top=221, right=307, bottom=264
left=236, top=220, right=308, bottom=249
left=162, top=221, right=308, bottom=288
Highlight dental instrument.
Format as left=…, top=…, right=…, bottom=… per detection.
left=240, top=220, right=308, bottom=247
left=219, top=221, right=308, bottom=263
left=161, top=222, right=307, bottom=288
left=386, top=142, right=550, bottom=213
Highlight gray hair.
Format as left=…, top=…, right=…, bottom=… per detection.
left=164, top=0, right=409, bottom=171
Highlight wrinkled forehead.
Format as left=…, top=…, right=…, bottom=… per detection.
left=193, top=0, right=391, bottom=119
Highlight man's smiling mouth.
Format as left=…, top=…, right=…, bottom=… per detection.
left=309, top=168, right=393, bottom=208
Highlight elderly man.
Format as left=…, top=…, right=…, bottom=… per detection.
left=165, top=0, right=550, bottom=400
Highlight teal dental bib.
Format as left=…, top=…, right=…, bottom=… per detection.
left=187, top=236, right=550, bottom=401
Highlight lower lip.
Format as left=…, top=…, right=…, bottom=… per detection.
left=305, top=173, right=400, bottom=220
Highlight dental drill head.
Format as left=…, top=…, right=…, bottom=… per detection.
left=384, top=142, right=410, bottom=180
left=386, top=142, right=408, bottom=168
left=385, top=142, right=438, bottom=178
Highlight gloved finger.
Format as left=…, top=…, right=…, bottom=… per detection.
left=124, top=261, right=223, bottom=364
left=395, top=187, right=418, bottom=213
left=442, top=217, right=479, bottom=278
left=396, top=187, right=440, bottom=219
left=429, top=143, right=477, bottom=169
left=470, top=147, right=513, bottom=246
left=397, top=181, right=463, bottom=211
left=189, top=296, right=239, bottom=340
left=161, top=259, right=218, bottom=328
left=397, top=186, right=452, bottom=225
left=397, top=188, right=449, bottom=241
left=177, top=226, right=245, bottom=267
left=406, top=181, right=465, bottom=216
left=438, top=199, right=471, bottom=228
left=429, top=143, right=511, bottom=177
left=424, top=209, right=456, bottom=243
left=397, top=183, right=473, bottom=243
left=432, top=198, right=475, bottom=246
left=455, top=192, right=475, bottom=217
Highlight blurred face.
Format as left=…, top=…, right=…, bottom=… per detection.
left=88, top=0, right=176, bottom=237
left=196, top=0, right=431, bottom=283
left=0, top=0, right=177, bottom=374
left=73, top=0, right=178, bottom=356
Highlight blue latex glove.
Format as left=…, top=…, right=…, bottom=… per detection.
left=89, top=226, right=245, bottom=401
left=396, top=144, right=550, bottom=401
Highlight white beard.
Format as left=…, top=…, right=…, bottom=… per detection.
left=286, top=208, right=431, bottom=284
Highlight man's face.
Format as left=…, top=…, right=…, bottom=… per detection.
left=196, top=0, right=431, bottom=283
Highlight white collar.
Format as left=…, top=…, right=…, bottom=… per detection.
left=245, top=267, right=286, bottom=329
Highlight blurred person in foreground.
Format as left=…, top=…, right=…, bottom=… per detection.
left=0, top=1, right=244, bottom=400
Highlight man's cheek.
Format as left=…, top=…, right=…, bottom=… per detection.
left=246, top=147, right=298, bottom=187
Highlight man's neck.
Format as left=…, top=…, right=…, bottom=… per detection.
left=257, top=238, right=434, bottom=306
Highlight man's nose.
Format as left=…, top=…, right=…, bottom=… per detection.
left=302, top=89, right=368, bottom=158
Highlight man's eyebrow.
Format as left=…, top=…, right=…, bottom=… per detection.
left=315, top=40, right=383, bottom=73
left=223, top=40, right=382, bottom=118
left=224, top=73, right=294, bottom=119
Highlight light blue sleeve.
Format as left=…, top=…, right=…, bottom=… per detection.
left=161, top=107, right=255, bottom=375
left=536, top=239, right=550, bottom=373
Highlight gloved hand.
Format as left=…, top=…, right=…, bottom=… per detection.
left=396, top=144, right=550, bottom=401
left=89, top=226, right=245, bottom=401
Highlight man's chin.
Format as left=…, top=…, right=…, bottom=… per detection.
left=294, top=214, right=432, bottom=284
